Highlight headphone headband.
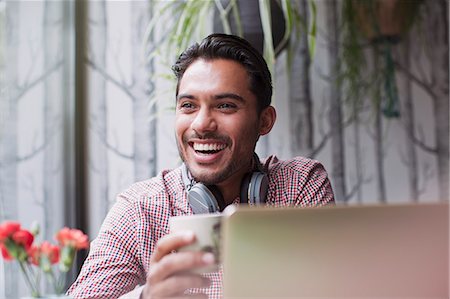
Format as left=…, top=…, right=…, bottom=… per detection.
left=182, top=153, right=268, bottom=214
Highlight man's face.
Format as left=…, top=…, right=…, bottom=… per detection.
left=175, top=58, right=263, bottom=185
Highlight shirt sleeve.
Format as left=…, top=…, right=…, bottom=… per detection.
left=297, top=159, right=335, bottom=206
left=118, top=285, right=145, bottom=299
left=67, top=194, right=146, bottom=299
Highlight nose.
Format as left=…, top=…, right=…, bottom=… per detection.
left=191, top=106, right=217, bottom=134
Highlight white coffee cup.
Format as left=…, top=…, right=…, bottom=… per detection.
left=169, top=213, right=222, bottom=273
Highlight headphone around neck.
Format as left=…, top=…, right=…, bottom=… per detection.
left=181, top=153, right=269, bottom=214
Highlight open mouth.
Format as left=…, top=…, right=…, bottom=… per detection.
left=191, top=142, right=226, bottom=155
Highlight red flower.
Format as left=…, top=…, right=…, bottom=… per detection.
left=28, top=245, right=40, bottom=266
left=0, top=221, right=89, bottom=296
left=55, top=227, right=89, bottom=250
left=41, top=242, right=60, bottom=264
left=0, top=244, right=12, bottom=260
left=0, top=221, right=21, bottom=242
left=12, top=229, right=34, bottom=250
left=28, top=242, right=60, bottom=266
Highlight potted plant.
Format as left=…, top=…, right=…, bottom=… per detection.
left=0, top=221, right=89, bottom=298
left=212, top=0, right=288, bottom=57
left=144, top=0, right=316, bottom=69
left=352, top=0, right=422, bottom=43
left=340, top=0, right=423, bottom=117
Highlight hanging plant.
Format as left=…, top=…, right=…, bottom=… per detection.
left=212, top=0, right=288, bottom=57
left=340, top=0, right=423, bottom=118
left=352, top=0, right=422, bottom=43
left=144, top=0, right=316, bottom=73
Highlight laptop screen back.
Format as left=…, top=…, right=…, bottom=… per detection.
left=221, top=203, right=449, bottom=298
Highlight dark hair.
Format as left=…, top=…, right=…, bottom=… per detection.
left=172, top=33, right=272, bottom=112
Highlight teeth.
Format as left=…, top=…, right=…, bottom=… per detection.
left=193, top=143, right=226, bottom=151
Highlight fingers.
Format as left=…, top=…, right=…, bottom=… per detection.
left=183, top=294, right=209, bottom=299
left=148, top=293, right=208, bottom=299
left=150, top=231, right=196, bottom=263
left=149, top=251, right=215, bottom=284
left=142, top=231, right=214, bottom=299
left=150, top=273, right=211, bottom=297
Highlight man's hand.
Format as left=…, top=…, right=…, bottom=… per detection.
left=142, top=231, right=214, bottom=298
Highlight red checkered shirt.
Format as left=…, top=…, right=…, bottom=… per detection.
left=68, top=155, right=334, bottom=299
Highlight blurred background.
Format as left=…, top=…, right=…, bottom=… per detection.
left=0, top=0, right=448, bottom=297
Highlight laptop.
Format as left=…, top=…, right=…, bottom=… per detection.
left=221, top=202, right=449, bottom=298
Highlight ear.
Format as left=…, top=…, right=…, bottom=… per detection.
left=259, top=106, right=276, bottom=136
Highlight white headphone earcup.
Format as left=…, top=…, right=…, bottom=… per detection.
left=188, top=184, right=220, bottom=214
left=182, top=161, right=267, bottom=211
left=248, top=172, right=268, bottom=205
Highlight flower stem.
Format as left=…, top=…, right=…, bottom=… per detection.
left=19, top=261, right=41, bottom=297
left=56, top=272, right=66, bottom=295
left=26, top=262, right=41, bottom=293
left=46, top=269, right=65, bottom=295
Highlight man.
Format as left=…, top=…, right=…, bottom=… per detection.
left=68, top=33, right=334, bottom=299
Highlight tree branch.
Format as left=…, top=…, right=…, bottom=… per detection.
left=13, top=60, right=63, bottom=103
left=110, top=37, right=131, bottom=89
left=309, top=112, right=356, bottom=159
left=89, top=120, right=133, bottom=160
left=16, top=127, right=60, bottom=162
left=21, top=37, right=41, bottom=88
left=398, top=113, right=437, bottom=155
left=344, top=174, right=371, bottom=202
left=418, top=161, right=434, bottom=198
left=21, top=175, right=42, bottom=207
left=410, top=128, right=437, bottom=154
left=308, top=131, right=329, bottom=159
left=85, top=56, right=136, bottom=101
left=394, top=60, right=437, bottom=100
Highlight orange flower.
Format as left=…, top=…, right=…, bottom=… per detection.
left=0, top=221, right=21, bottom=242
left=55, top=227, right=89, bottom=250
left=12, top=229, right=34, bottom=250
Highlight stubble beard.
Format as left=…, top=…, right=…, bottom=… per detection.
left=177, top=120, right=260, bottom=185
left=176, top=140, right=252, bottom=186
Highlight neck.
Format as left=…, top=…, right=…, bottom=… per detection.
left=216, top=159, right=253, bottom=205
left=216, top=177, right=243, bottom=206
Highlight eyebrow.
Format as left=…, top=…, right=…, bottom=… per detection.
left=176, top=93, right=245, bottom=103
left=215, top=93, right=245, bottom=102
left=176, top=93, right=194, bottom=101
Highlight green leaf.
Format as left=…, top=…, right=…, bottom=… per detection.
left=214, top=0, right=232, bottom=34
left=59, top=246, right=75, bottom=273
left=39, top=256, right=52, bottom=273
left=308, top=0, right=317, bottom=57
left=259, top=0, right=275, bottom=73
left=230, top=0, right=243, bottom=36
left=276, top=0, right=293, bottom=55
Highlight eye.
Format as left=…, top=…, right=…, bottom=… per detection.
left=217, top=102, right=237, bottom=111
left=178, top=101, right=196, bottom=112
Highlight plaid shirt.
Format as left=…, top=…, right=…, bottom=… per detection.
left=68, top=155, right=334, bottom=299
